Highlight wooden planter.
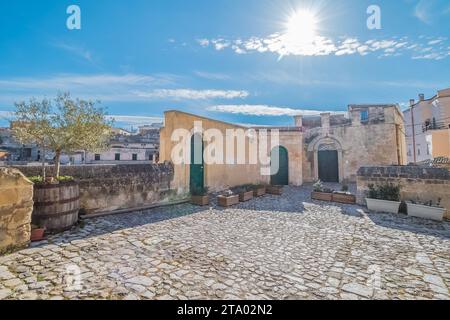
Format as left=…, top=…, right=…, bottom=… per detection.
left=267, top=186, right=283, bottom=195
left=239, top=191, right=254, bottom=202
left=253, top=187, right=266, bottom=197
left=332, top=193, right=356, bottom=204
left=191, top=195, right=209, bottom=206
left=218, top=195, right=240, bottom=207
left=311, top=191, right=333, bottom=201
left=33, top=181, right=80, bottom=234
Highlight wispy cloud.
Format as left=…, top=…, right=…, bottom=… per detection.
left=52, top=42, right=95, bottom=64
left=0, top=74, right=248, bottom=104
left=135, top=89, right=248, bottom=100
left=414, top=0, right=450, bottom=24
left=194, top=71, right=231, bottom=81
left=207, top=105, right=345, bottom=117
left=197, top=34, right=449, bottom=61
left=107, top=115, right=163, bottom=125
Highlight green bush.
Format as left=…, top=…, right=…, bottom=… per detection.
left=368, top=184, right=400, bottom=202
left=27, top=175, right=75, bottom=185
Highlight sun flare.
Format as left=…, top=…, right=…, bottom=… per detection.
left=285, top=10, right=317, bottom=43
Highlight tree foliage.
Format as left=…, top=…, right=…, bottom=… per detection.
left=12, top=93, right=113, bottom=177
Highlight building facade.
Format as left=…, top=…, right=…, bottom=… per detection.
left=403, top=88, right=450, bottom=164
left=159, top=106, right=406, bottom=195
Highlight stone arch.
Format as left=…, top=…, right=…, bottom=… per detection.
left=307, top=135, right=344, bottom=183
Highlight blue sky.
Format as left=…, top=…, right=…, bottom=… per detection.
left=1, top=0, right=450, bottom=129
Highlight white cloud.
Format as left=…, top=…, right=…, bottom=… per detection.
left=194, top=71, right=231, bottom=81
left=207, top=105, right=345, bottom=117
left=135, top=89, right=248, bottom=100
left=52, top=42, right=95, bottom=64
left=107, top=115, right=163, bottom=125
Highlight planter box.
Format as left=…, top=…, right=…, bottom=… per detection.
left=191, top=195, right=209, bottom=206
left=267, top=186, right=283, bottom=195
left=218, top=195, right=240, bottom=207
left=332, top=193, right=356, bottom=204
left=239, top=191, right=254, bottom=202
left=311, top=191, right=333, bottom=202
left=253, top=187, right=266, bottom=197
left=407, top=203, right=445, bottom=221
left=366, top=198, right=401, bottom=214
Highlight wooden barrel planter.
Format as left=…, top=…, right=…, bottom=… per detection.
left=33, top=182, right=80, bottom=234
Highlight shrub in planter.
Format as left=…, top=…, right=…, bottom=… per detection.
left=190, top=187, right=209, bottom=206
left=407, top=198, right=445, bottom=221
left=234, top=185, right=254, bottom=202
left=218, top=190, right=240, bottom=207
left=311, top=180, right=333, bottom=201
left=267, top=185, right=284, bottom=195
left=365, top=184, right=401, bottom=214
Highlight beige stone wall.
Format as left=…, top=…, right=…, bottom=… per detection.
left=303, top=106, right=407, bottom=183
left=357, top=166, right=450, bottom=219
left=0, top=167, right=33, bottom=254
left=160, top=110, right=303, bottom=193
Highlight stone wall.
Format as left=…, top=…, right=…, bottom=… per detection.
left=14, top=163, right=175, bottom=215
left=0, top=168, right=33, bottom=254
left=357, top=166, right=450, bottom=219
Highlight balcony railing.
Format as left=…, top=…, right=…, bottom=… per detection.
left=422, top=121, right=450, bottom=132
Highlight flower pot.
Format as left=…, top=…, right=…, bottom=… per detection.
left=332, top=193, right=356, bottom=204
left=30, top=228, right=45, bottom=242
left=191, top=195, right=209, bottom=206
left=239, top=191, right=254, bottom=202
left=311, top=191, right=333, bottom=202
left=218, top=195, right=240, bottom=207
left=407, top=203, right=445, bottom=221
left=267, top=186, right=283, bottom=195
left=253, top=187, right=266, bottom=197
left=366, top=198, right=401, bottom=214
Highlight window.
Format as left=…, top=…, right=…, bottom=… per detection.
left=115, top=153, right=121, bottom=161
left=407, top=149, right=412, bottom=157
left=417, top=148, right=421, bottom=156
left=149, top=154, right=153, bottom=161
left=360, top=110, right=369, bottom=122
left=95, top=154, right=101, bottom=161
left=132, top=154, right=138, bottom=161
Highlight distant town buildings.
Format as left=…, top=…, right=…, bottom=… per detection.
left=404, top=88, right=450, bottom=164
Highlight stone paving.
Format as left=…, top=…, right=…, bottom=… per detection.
left=0, top=185, right=449, bottom=300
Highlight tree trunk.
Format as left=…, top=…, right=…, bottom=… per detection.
left=41, top=145, right=46, bottom=180
left=55, top=150, right=61, bottom=178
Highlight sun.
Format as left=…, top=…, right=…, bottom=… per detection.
left=285, top=10, right=317, bottom=43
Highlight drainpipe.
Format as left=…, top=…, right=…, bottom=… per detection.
left=410, top=99, right=417, bottom=163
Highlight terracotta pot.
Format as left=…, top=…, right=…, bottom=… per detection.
left=311, top=191, right=333, bottom=202
left=218, top=195, right=240, bottom=207
left=239, top=191, right=254, bottom=202
left=191, top=195, right=209, bottom=206
left=30, top=228, right=45, bottom=242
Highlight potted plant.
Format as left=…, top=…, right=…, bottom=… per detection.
left=235, top=185, right=254, bottom=202
left=217, top=190, right=240, bottom=207
left=406, top=198, right=445, bottom=221
left=13, top=93, right=113, bottom=233
left=267, top=185, right=284, bottom=195
left=332, top=184, right=356, bottom=204
left=365, top=184, right=401, bottom=214
left=311, top=180, right=333, bottom=201
left=30, top=224, right=46, bottom=242
left=252, top=184, right=266, bottom=197
left=191, top=187, right=209, bottom=206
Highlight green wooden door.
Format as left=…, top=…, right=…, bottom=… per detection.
left=190, top=134, right=204, bottom=195
left=270, top=146, right=289, bottom=186
left=318, top=150, right=339, bottom=183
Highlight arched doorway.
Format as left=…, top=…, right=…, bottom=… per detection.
left=318, top=143, right=339, bottom=182
left=190, top=134, right=204, bottom=194
left=270, top=146, right=289, bottom=186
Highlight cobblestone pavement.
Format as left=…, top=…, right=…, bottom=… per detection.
left=1, top=185, right=449, bottom=300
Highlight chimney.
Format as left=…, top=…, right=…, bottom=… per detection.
left=294, top=115, right=303, bottom=128
left=409, top=99, right=415, bottom=107
left=351, top=110, right=361, bottom=126
left=419, top=94, right=425, bottom=101
left=321, top=113, right=330, bottom=133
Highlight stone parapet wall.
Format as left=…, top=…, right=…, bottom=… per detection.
left=0, top=168, right=33, bottom=254
left=14, top=163, right=175, bottom=215
left=357, top=166, right=450, bottom=219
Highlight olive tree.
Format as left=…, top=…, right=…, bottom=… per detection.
left=13, top=93, right=113, bottom=178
